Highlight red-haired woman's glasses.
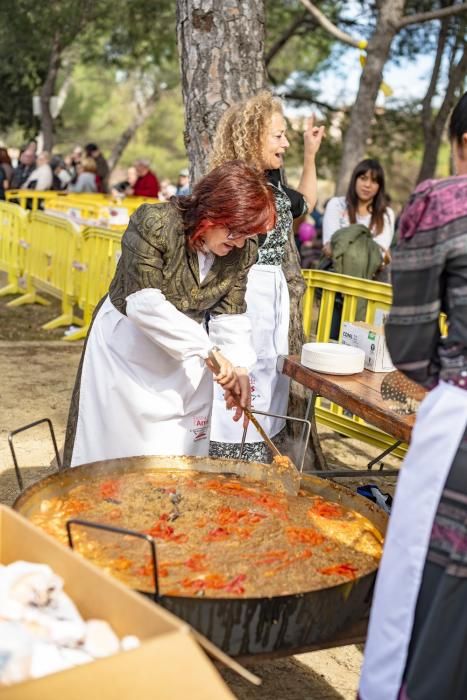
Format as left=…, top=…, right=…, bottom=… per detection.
left=226, top=230, right=259, bottom=240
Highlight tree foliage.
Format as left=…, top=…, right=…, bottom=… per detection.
left=1, top=0, right=464, bottom=195
left=0, top=0, right=112, bottom=135
left=0, top=0, right=178, bottom=141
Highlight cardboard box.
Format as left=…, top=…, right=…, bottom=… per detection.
left=341, top=321, right=394, bottom=373
left=0, top=506, right=236, bottom=699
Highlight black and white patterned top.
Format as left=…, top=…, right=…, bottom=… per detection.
left=257, top=170, right=307, bottom=266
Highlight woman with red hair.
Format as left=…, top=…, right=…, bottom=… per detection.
left=64, top=160, right=276, bottom=467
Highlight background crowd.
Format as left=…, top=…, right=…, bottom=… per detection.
left=0, top=130, right=399, bottom=287
left=0, top=139, right=190, bottom=204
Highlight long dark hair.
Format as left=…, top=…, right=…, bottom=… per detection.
left=174, top=160, right=276, bottom=250
left=0, top=148, right=11, bottom=165
left=346, top=158, right=388, bottom=235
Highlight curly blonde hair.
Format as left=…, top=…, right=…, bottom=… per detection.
left=210, top=91, right=284, bottom=171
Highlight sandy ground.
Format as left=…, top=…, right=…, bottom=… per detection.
left=0, top=285, right=400, bottom=699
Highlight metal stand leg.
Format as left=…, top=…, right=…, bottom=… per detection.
left=305, top=467, right=399, bottom=478
left=306, top=441, right=401, bottom=479
left=303, top=391, right=327, bottom=472
left=367, top=440, right=402, bottom=471
left=8, top=418, right=61, bottom=492
left=303, top=404, right=400, bottom=480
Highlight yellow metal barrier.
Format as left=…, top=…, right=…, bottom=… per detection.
left=46, top=194, right=159, bottom=230
left=302, top=269, right=393, bottom=342
left=64, top=226, right=123, bottom=341
left=5, top=190, right=59, bottom=211
left=46, top=195, right=105, bottom=223
left=7, top=212, right=83, bottom=330
left=0, top=201, right=30, bottom=297
left=300, top=269, right=409, bottom=457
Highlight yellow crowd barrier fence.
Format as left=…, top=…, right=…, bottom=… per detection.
left=5, top=189, right=59, bottom=211
left=301, top=269, right=406, bottom=457
left=45, top=195, right=104, bottom=223
left=7, top=189, right=159, bottom=231
left=301, top=270, right=447, bottom=456
left=0, top=201, right=30, bottom=298
left=7, top=211, right=83, bottom=331
left=64, top=226, right=123, bottom=341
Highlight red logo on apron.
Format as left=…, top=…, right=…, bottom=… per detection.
left=191, top=415, right=209, bottom=441
left=250, top=373, right=260, bottom=403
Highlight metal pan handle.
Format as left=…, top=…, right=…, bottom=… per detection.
left=66, top=519, right=160, bottom=601
left=8, top=418, right=62, bottom=492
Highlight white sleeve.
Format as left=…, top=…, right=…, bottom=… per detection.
left=373, top=207, right=395, bottom=252
left=322, top=197, right=343, bottom=245
left=125, top=288, right=212, bottom=362
left=23, top=168, right=38, bottom=189
left=35, top=166, right=53, bottom=191
left=208, top=313, right=256, bottom=369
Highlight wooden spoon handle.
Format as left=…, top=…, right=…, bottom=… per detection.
left=207, top=350, right=281, bottom=457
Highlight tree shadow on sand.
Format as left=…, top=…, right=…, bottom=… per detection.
left=218, top=655, right=355, bottom=699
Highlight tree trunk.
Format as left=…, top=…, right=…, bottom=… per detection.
left=336, top=0, right=406, bottom=194
left=55, top=65, right=75, bottom=118
left=108, top=89, right=160, bottom=173
left=176, top=0, right=311, bottom=458
left=417, top=42, right=467, bottom=183
left=417, top=125, right=444, bottom=183
left=40, top=37, right=62, bottom=153
left=176, top=0, right=266, bottom=181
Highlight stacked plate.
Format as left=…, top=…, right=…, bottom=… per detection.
left=301, top=342, right=365, bottom=375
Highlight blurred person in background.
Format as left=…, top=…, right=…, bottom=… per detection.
left=24, top=139, right=37, bottom=156
left=297, top=219, right=322, bottom=269
left=50, top=155, right=71, bottom=190
left=10, top=149, right=36, bottom=189
left=176, top=168, right=190, bottom=195
left=322, top=158, right=394, bottom=266
left=0, top=147, right=13, bottom=187
left=84, top=143, right=109, bottom=193
left=159, top=178, right=177, bottom=201
left=130, top=159, right=160, bottom=198
left=0, top=163, right=7, bottom=200
left=23, top=151, right=53, bottom=191
left=111, top=165, right=138, bottom=197
left=68, top=157, right=98, bottom=193
left=65, top=146, right=83, bottom=184
left=321, top=159, right=395, bottom=337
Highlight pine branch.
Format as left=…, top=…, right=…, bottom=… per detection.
left=398, top=3, right=467, bottom=29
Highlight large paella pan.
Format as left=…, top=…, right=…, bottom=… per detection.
left=14, top=455, right=387, bottom=657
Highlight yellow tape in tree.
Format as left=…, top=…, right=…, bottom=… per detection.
left=359, top=51, right=393, bottom=97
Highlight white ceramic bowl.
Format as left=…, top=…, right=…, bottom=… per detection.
left=301, top=342, right=365, bottom=375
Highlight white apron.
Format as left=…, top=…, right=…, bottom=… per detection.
left=359, top=381, right=467, bottom=700
left=71, top=293, right=213, bottom=466
left=210, top=263, right=290, bottom=443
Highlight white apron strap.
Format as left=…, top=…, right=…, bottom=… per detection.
left=210, top=264, right=290, bottom=443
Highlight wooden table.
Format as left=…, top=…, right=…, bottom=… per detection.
left=279, top=355, right=423, bottom=477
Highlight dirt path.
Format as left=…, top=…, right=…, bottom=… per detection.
left=0, top=289, right=399, bottom=699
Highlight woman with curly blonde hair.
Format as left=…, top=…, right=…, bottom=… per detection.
left=209, top=90, right=324, bottom=462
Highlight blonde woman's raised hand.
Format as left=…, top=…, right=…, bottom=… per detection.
left=303, top=115, right=325, bottom=160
